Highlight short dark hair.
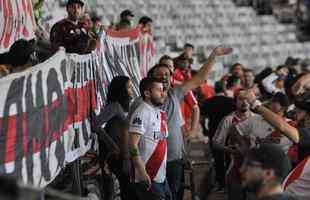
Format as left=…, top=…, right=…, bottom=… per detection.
left=214, top=81, right=225, bottom=94
left=66, top=0, right=84, bottom=7
left=139, top=77, right=161, bottom=99
left=138, top=16, right=153, bottom=26
left=276, top=65, right=287, bottom=71
left=184, top=43, right=194, bottom=49
left=230, top=63, right=244, bottom=72
left=9, top=39, right=35, bottom=67
left=91, top=15, right=102, bottom=23
left=285, top=57, right=299, bottom=66
left=107, top=76, right=131, bottom=112
left=271, top=92, right=290, bottom=109
left=147, top=63, right=172, bottom=78
left=120, top=9, right=134, bottom=19
left=246, top=144, right=291, bottom=182
left=159, top=55, right=172, bottom=64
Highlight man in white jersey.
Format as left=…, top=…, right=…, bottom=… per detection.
left=129, top=77, right=171, bottom=200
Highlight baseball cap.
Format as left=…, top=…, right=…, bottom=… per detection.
left=67, top=0, right=84, bottom=7
left=120, top=9, right=134, bottom=19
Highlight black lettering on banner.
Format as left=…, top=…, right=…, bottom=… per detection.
left=81, top=62, right=89, bottom=146
left=0, top=77, right=25, bottom=177
left=84, top=61, right=88, bottom=82
left=60, top=60, right=68, bottom=84
left=73, top=63, right=81, bottom=150
left=43, top=68, right=67, bottom=181
left=25, top=73, right=44, bottom=184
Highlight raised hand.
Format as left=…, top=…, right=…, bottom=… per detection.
left=212, top=46, right=233, bottom=56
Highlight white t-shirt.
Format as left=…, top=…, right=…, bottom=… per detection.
left=236, top=115, right=293, bottom=153
left=129, top=102, right=168, bottom=183
left=213, top=112, right=255, bottom=147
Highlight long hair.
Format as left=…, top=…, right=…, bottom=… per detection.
left=106, top=76, right=131, bottom=112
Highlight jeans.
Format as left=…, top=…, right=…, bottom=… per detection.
left=132, top=180, right=172, bottom=200
left=166, top=159, right=184, bottom=200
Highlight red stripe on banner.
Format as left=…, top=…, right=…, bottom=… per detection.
left=21, top=0, right=29, bottom=37
left=106, top=26, right=141, bottom=40
left=27, top=0, right=36, bottom=29
left=0, top=0, right=8, bottom=47
left=284, top=156, right=310, bottom=189
left=22, top=112, right=28, bottom=156
left=2, top=80, right=97, bottom=163
left=3, top=0, right=13, bottom=48
left=145, top=140, right=167, bottom=180
left=6, top=112, right=17, bottom=163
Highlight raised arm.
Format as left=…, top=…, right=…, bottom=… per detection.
left=245, top=90, right=300, bottom=143
left=181, top=46, right=232, bottom=95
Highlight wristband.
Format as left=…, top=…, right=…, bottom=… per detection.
left=251, top=100, right=262, bottom=110
left=129, top=148, right=139, bottom=157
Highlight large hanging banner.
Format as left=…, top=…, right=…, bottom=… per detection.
left=0, top=0, right=36, bottom=53
left=0, top=49, right=103, bottom=187
left=0, top=27, right=155, bottom=187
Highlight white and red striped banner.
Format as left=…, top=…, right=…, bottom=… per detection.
left=0, top=49, right=103, bottom=187
left=0, top=0, right=36, bottom=53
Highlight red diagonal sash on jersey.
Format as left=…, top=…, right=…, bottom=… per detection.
left=145, top=112, right=167, bottom=180
left=284, top=156, right=310, bottom=189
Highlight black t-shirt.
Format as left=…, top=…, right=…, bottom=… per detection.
left=200, top=95, right=235, bottom=138
left=50, top=19, right=91, bottom=54
left=259, top=193, right=302, bottom=200
left=298, top=128, right=310, bottom=161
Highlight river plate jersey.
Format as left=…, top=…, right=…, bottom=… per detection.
left=129, top=102, right=168, bottom=183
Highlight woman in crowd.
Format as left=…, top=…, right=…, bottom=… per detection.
left=95, top=75, right=135, bottom=200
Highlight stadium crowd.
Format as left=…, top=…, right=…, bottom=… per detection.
left=1, top=0, right=310, bottom=200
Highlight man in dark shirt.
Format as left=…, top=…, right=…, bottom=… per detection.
left=200, top=90, right=235, bottom=190
left=50, top=0, right=90, bottom=54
